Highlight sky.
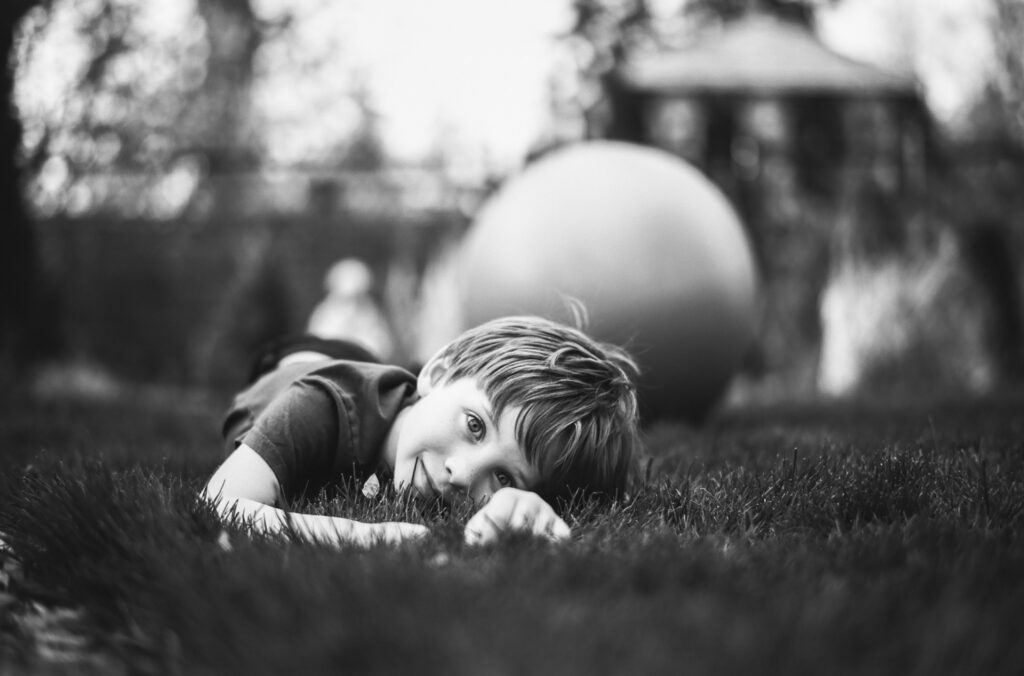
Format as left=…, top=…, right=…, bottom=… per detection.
left=252, top=0, right=574, bottom=178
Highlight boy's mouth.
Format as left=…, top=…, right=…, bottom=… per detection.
left=412, top=455, right=445, bottom=502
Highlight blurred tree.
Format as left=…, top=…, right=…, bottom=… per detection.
left=190, top=0, right=260, bottom=173
left=338, top=77, right=386, bottom=172
left=16, top=0, right=392, bottom=216
left=1, top=0, right=44, bottom=373
left=185, top=0, right=271, bottom=217
left=556, top=0, right=654, bottom=139
left=5, top=0, right=290, bottom=377
left=952, top=0, right=1024, bottom=380
left=991, top=0, right=1024, bottom=144
left=13, top=0, right=275, bottom=219
left=943, top=1, right=1024, bottom=224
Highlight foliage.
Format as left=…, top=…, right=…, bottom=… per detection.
left=551, top=0, right=655, bottom=140
left=1, top=392, right=1023, bottom=674
left=14, top=0, right=215, bottom=217
left=12, top=0, right=391, bottom=219
left=991, top=0, right=1024, bottom=143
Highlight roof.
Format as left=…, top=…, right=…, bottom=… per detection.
left=619, top=14, right=918, bottom=97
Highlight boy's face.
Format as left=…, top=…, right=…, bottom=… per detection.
left=385, top=377, right=540, bottom=503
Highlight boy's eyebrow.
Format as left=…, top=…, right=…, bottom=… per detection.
left=480, top=400, right=499, bottom=431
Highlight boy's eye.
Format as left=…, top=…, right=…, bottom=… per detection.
left=465, top=413, right=485, bottom=440
left=495, top=471, right=514, bottom=488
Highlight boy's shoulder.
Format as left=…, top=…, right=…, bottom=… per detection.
left=232, top=358, right=416, bottom=422
left=280, top=358, right=417, bottom=399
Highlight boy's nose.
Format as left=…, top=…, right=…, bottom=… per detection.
left=444, top=452, right=482, bottom=495
left=444, top=455, right=469, bottom=488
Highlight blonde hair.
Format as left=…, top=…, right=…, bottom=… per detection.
left=434, top=315, right=640, bottom=501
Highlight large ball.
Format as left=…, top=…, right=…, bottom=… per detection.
left=459, top=141, right=758, bottom=422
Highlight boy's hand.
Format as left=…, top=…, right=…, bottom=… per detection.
left=464, top=488, right=571, bottom=545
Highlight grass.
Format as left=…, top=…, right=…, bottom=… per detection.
left=1, top=388, right=1023, bottom=675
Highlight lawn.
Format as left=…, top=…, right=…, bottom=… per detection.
left=1, top=387, right=1023, bottom=675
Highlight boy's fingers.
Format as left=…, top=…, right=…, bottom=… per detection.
left=546, top=517, right=572, bottom=542
left=464, top=527, right=484, bottom=546
left=508, top=501, right=536, bottom=531
left=509, top=496, right=570, bottom=542
left=464, top=498, right=572, bottom=545
left=528, top=512, right=568, bottom=541
left=464, top=511, right=502, bottom=546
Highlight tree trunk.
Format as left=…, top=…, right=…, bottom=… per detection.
left=1, top=1, right=42, bottom=373
left=189, top=0, right=260, bottom=215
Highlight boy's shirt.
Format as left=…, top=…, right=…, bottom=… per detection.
left=222, top=360, right=418, bottom=501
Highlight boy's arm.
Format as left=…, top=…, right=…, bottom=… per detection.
left=202, top=445, right=428, bottom=548
left=464, top=488, right=572, bottom=545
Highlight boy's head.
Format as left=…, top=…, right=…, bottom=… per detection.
left=407, top=315, right=640, bottom=503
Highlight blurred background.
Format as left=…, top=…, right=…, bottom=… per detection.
left=1, top=0, right=1022, bottom=407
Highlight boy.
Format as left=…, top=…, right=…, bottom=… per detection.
left=203, top=316, right=640, bottom=548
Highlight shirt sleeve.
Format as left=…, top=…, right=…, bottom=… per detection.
left=241, top=378, right=348, bottom=501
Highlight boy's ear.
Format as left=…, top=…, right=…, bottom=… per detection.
left=417, top=351, right=451, bottom=396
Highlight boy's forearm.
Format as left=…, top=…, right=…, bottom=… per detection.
left=211, top=496, right=424, bottom=548
left=214, top=496, right=352, bottom=541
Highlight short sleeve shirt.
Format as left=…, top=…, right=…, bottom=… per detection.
left=221, top=360, right=418, bottom=501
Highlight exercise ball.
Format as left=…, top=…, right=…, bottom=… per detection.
left=459, top=141, right=758, bottom=422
